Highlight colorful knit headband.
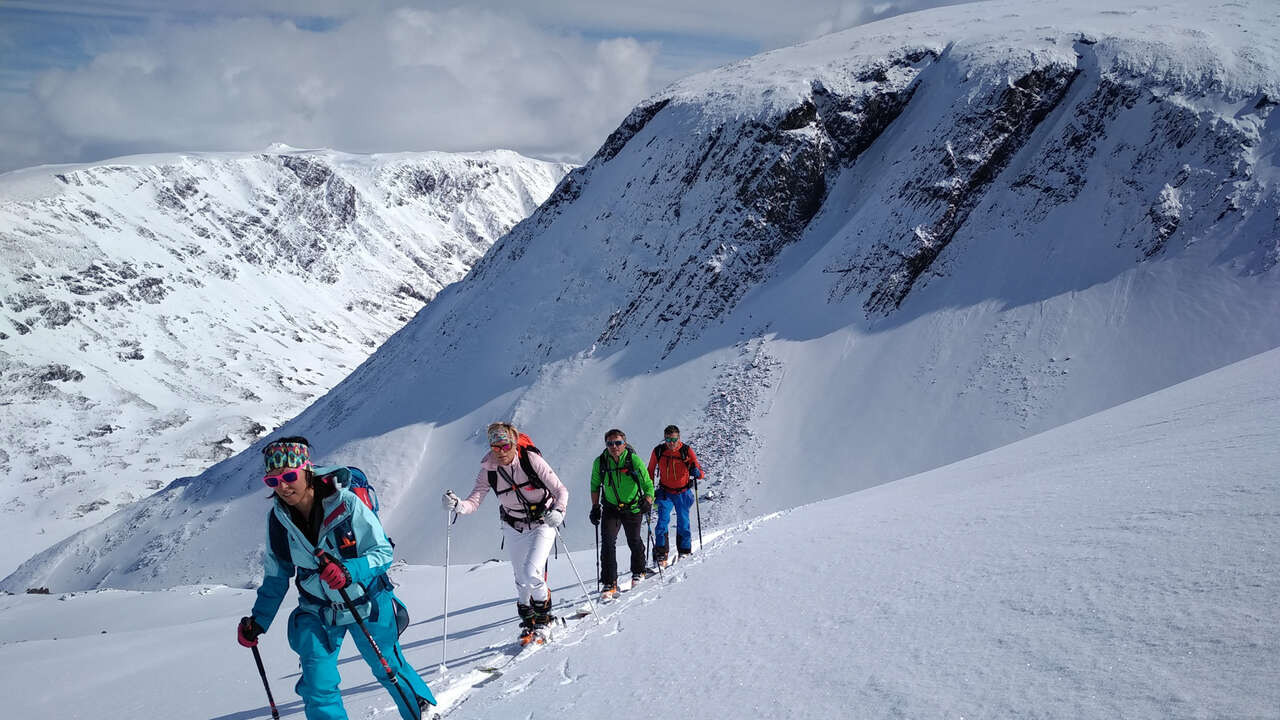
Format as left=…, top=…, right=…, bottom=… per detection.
left=263, top=441, right=312, bottom=471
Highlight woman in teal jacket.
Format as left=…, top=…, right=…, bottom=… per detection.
left=236, top=437, right=435, bottom=720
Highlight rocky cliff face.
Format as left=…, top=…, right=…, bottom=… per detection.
left=0, top=148, right=569, bottom=569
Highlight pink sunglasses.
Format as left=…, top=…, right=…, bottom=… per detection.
left=263, top=469, right=305, bottom=487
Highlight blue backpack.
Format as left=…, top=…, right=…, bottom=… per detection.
left=315, top=465, right=381, bottom=515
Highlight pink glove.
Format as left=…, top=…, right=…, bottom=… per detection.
left=316, top=554, right=351, bottom=590
left=238, top=616, right=263, bottom=647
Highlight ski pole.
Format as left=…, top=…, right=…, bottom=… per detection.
left=645, top=508, right=663, bottom=579
left=694, top=476, right=704, bottom=552
left=314, top=550, right=421, bottom=720
left=594, top=523, right=600, bottom=594
left=440, top=510, right=455, bottom=674
left=250, top=645, right=281, bottom=720
left=643, top=503, right=653, bottom=565
left=555, top=528, right=601, bottom=622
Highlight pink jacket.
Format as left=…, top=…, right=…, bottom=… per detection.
left=455, top=449, right=569, bottom=520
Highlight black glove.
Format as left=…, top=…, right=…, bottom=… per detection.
left=238, top=616, right=264, bottom=647
left=639, top=497, right=653, bottom=514
left=589, top=504, right=601, bottom=526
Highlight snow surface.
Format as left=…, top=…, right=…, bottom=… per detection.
left=1, top=346, right=1275, bottom=719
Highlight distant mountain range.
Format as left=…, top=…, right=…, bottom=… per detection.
left=0, top=147, right=570, bottom=573
left=4, top=0, right=1278, bottom=592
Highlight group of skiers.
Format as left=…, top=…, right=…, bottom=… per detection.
left=238, top=423, right=704, bottom=720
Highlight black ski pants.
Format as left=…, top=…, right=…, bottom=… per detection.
left=599, top=504, right=646, bottom=585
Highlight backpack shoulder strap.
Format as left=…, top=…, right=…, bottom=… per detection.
left=518, top=447, right=545, bottom=489
left=268, top=510, right=291, bottom=565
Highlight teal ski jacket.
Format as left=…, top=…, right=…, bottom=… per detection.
left=251, top=486, right=394, bottom=629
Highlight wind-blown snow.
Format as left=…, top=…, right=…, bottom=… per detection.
left=1, top=345, right=1274, bottom=719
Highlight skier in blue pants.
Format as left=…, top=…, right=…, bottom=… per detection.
left=646, top=425, right=705, bottom=566
left=236, top=437, right=435, bottom=719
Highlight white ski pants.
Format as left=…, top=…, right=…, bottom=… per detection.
left=503, top=522, right=556, bottom=604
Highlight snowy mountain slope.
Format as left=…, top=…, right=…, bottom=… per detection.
left=1, top=345, right=1275, bottom=719
left=0, top=148, right=570, bottom=575
left=5, top=0, right=1280, bottom=592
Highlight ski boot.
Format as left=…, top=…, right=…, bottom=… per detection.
left=529, top=597, right=555, bottom=644
left=653, top=544, right=669, bottom=569
left=517, top=601, right=537, bottom=646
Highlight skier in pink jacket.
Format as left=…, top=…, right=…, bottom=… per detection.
left=443, top=422, right=569, bottom=644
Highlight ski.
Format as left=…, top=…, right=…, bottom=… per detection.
left=476, top=641, right=541, bottom=674
left=474, top=612, right=584, bottom=673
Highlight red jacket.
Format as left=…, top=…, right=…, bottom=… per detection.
left=647, top=442, right=703, bottom=493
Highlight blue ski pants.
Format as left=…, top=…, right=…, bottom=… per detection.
left=654, top=487, right=694, bottom=553
left=287, top=592, right=435, bottom=719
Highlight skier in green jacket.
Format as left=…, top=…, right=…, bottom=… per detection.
left=588, top=428, right=654, bottom=599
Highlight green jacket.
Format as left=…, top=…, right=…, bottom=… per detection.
left=591, top=446, right=654, bottom=512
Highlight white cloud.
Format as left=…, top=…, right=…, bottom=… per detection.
left=18, top=7, right=658, bottom=167
left=1, top=1, right=985, bottom=172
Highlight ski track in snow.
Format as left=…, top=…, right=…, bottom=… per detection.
left=428, top=522, right=744, bottom=718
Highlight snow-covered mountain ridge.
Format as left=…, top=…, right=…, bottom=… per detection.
left=5, top=0, right=1278, bottom=592
left=0, top=148, right=570, bottom=575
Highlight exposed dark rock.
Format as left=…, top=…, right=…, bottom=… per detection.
left=73, top=499, right=111, bottom=517
left=86, top=424, right=117, bottom=438
left=32, top=454, right=71, bottom=470
left=595, top=98, right=672, bottom=163
left=537, top=172, right=583, bottom=217
left=117, top=341, right=145, bottom=361
left=395, top=283, right=429, bottom=303
left=128, top=277, right=169, bottom=304
left=40, top=301, right=74, bottom=328
left=81, top=209, right=113, bottom=229
left=37, top=364, right=84, bottom=383
left=813, top=69, right=926, bottom=166
left=100, top=291, right=128, bottom=309
left=778, top=100, right=818, bottom=131
left=281, top=155, right=334, bottom=188
left=864, top=63, right=1080, bottom=313
left=5, top=291, right=49, bottom=313
left=1012, top=77, right=1142, bottom=216
left=326, top=178, right=357, bottom=225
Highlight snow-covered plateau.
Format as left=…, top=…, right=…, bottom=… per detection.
left=0, top=148, right=570, bottom=575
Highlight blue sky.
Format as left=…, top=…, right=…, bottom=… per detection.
left=0, top=1, right=975, bottom=172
